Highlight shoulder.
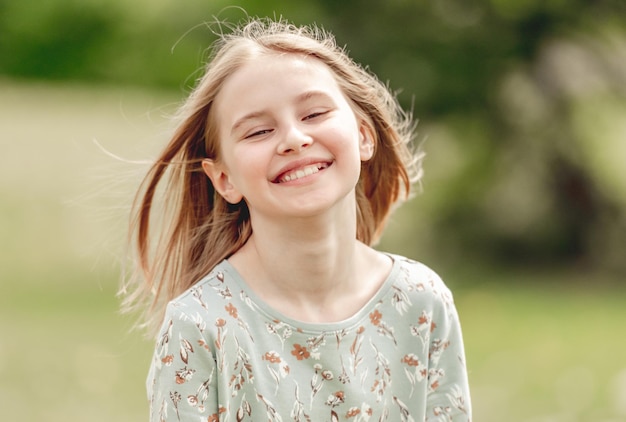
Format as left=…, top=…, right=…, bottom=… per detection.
left=384, top=255, right=466, bottom=346
left=162, top=261, right=234, bottom=324
left=391, top=254, right=448, bottom=289
left=388, top=254, right=456, bottom=309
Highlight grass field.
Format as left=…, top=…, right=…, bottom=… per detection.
left=1, top=80, right=625, bottom=421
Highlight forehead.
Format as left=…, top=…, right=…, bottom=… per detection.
left=213, top=52, right=346, bottom=127
left=224, top=51, right=339, bottom=91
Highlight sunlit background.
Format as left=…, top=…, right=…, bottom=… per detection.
left=1, top=1, right=625, bottom=421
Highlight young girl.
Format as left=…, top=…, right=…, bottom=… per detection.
left=123, top=17, right=471, bottom=422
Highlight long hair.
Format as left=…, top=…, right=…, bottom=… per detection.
left=121, top=17, right=422, bottom=335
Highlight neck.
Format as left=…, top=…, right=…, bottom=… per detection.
left=240, top=200, right=359, bottom=293
left=228, top=199, right=390, bottom=322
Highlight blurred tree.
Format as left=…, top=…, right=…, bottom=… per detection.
left=315, top=0, right=626, bottom=272
left=2, top=0, right=624, bottom=275
left=0, top=0, right=122, bottom=80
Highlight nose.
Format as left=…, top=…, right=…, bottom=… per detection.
left=278, top=124, right=312, bottom=154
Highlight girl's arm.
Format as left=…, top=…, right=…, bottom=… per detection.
left=147, top=304, right=219, bottom=422
left=426, top=288, right=472, bottom=421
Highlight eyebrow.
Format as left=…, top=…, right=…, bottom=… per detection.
left=229, top=90, right=334, bottom=135
left=295, top=90, right=333, bottom=103
left=230, top=111, right=268, bottom=135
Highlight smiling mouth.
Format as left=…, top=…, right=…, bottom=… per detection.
left=275, top=162, right=330, bottom=183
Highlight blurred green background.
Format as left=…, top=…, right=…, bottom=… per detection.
left=1, top=0, right=625, bottom=421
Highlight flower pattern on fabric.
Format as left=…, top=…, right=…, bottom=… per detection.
left=147, top=255, right=471, bottom=421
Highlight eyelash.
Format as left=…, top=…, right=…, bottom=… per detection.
left=303, top=111, right=327, bottom=120
left=245, top=129, right=273, bottom=139
left=243, top=110, right=329, bottom=139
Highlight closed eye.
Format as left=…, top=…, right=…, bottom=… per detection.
left=245, top=129, right=273, bottom=139
left=303, top=110, right=329, bottom=121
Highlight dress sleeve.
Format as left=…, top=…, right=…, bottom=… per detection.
left=147, top=303, right=219, bottom=422
left=425, top=285, right=472, bottom=421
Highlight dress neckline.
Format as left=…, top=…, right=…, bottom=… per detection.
left=219, top=254, right=400, bottom=334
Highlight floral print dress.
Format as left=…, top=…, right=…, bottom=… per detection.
left=147, top=255, right=471, bottom=421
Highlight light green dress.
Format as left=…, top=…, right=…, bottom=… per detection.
left=148, top=255, right=471, bottom=421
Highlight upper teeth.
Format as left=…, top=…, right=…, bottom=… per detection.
left=279, top=163, right=326, bottom=183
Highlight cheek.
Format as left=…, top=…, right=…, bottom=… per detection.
left=227, top=145, right=270, bottom=180
left=323, top=120, right=360, bottom=147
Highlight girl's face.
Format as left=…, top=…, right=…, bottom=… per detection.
left=203, top=52, right=374, bottom=222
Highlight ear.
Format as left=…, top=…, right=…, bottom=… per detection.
left=201, top=159, right=244, bottom=204
left=358, top=123, right=375, bottom=161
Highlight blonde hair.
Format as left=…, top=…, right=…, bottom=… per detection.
left=121, top=17, right=422, bottom=335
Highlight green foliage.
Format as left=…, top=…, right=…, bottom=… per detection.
left=0, top=0, right=121, bottom=79
left=1, top=0, right=625, bottom=272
